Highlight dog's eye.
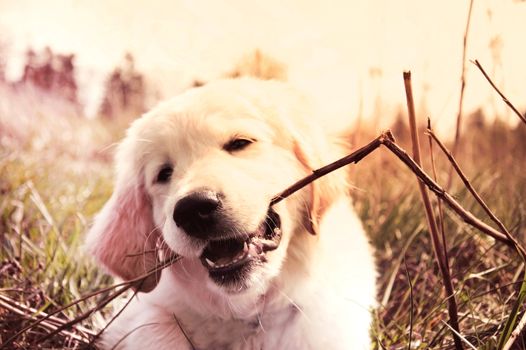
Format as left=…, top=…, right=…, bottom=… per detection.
left=223, top=138, right=255, bottom=152
left=156, top=165, right=173, bottom=184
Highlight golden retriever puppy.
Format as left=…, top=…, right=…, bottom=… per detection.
left=86, top=78, right=376, bottom=349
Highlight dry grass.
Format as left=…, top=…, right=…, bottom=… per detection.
left=351, top=119, right=526, bottom=349
left=1, top=80, right=525, bottom=349
left=0, top=85, right=122, bottom=348
left=0, top=154, right=112, bottom=349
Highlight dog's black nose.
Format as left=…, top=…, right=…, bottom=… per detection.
left=173, top=190, right=221, bottom=239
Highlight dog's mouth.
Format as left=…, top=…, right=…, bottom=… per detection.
left=199, top=208, right=281, bottom=284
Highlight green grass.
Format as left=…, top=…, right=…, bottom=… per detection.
left=0, top=107, right=525, bottom=349
left=0, top=104, right=124, bottom=348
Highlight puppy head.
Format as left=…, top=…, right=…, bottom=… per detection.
left=86, top=78, right=346, bottom=299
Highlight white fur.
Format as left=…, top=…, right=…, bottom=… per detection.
left=86, top=78, right=377, bottom=349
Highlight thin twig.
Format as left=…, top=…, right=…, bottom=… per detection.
left=0, top=296, right=90, bottom=343
left=110, top=322, right=159, bottom=350
left=173, top=314, right=197, bottom=350
left=270, top=132, right=388, bottom=206
left=381, top=136, right=511, bottom=246
left=498, top=282, right=526, bottom=349
left=403, top=71, right=463, bottom=350
left=440, top=321, right=478, bottom=350
left=88, top=286, right=141, bottom=346
left=36, top=256, right=180, bottom=344
left=427, top=118, right=450, bottom=277
left=0, top=255, right=180, bottom=349
left=0, top=294, right=94, bottom=338
left=271, top=130, right=514, bottom=248
left=1, top=275, right=140, bottom=348
left=35, top=284, right=132, bottom=343
left=470, top=59, right=526, bottom=350
left=472, top=59, right=526, bottom=125
left=426, top=127, right=526, bottom=259
left=381, top=226, right=423, bottom=306
left=404, top=257, right=414, bottom=350
left=273, top=126, right=526, bottom=346
left=449, top=0, right=475, bottom=190
left=426, top=121, right=526, bottom=348
left=503, top=312, right=526, bottom=350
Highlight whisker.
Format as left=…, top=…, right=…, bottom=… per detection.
left=89, top=286, right=141, bottom=346
left=278, top=290, right=309, bottom=322
left=172, top=314, right=197, bottom=350
left=110, top=322, right=160, bottom=350
left=125, top=249, right=157, bottom=258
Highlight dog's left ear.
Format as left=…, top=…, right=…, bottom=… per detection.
left=85, top=178, right=161, bottom=292
left=85, top=128, right=161, bottom=293
left=293, top=137, right=347, bottom=235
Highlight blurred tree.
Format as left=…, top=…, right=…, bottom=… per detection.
left=53, top=53, right=78, bottom=103
left=20, top=46, right=79, bottom=105
left=0, top=38, right=7, bottom=82
left=35, top=46, right=54, bottom=90
left=99, top=53, right=146, bottom=119
left=22, top=49, right=38, bottom=84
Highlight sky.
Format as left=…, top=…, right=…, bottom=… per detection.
left=0, top=0, right=525, bottom=134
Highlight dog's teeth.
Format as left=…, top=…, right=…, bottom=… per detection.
left=205, top=258, right=216, bottom=267
left=249, top=241, right=262, bottom=254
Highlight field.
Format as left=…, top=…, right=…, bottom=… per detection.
left=0, top=83, right=525, bottom=349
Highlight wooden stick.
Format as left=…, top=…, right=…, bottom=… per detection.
left=0, top=295, right=90, bottom=343
left=270, top=132, right=388, bottom=206
left=472, top=59, right=526, bottom=125
left=426, top=119, right=451, bottom=280
left=403, top=71, right=463, bottom=350
left=449, top=0, right=475, bottom=190
left=0, top=255, right=180, bottom=348
left=380, top=137, right=511, bottom=246
left=87, top=287, right=140, bottom=346
left=271, top=130, right=513, bottom=248
left=426, top=127, right=526, bottom=259
left=503, top=310, right=526, bottom=350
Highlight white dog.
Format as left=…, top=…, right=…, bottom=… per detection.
left=86, top=78, right=376, bottom=349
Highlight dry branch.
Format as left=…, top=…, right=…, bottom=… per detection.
left=403, top=71, right=463, bottom=350
left=0, top=294, right=92, bottom=343
left=471, top=57, right=526, bottom=350
left=426, top=127, right=526, bottom=259
left=270, top=132, right=387, bottom=206
left=380, top=137, right=511, bottom=246
left=503, top=311, right=526, bottom=350
left=427, top=122, right=525, bottom=350
left=87, top=287, right=140, bottom=347
left=404, top=258, right=415, bottom=350
left=472, top=59, right=526, bottom=125
left=426, top=118, right=450, bottom=279
left=449, top=0, right=475, bottom=190
left=272, top=130, right=515, bottom=248
left=35, top=256, right=179, bottom=344
left=0, top=255, right=180, bottom=349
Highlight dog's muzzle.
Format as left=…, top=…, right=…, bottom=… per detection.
left=172, top=190, right=282, bottom=287
left=173, top=190, right=224, bottom=240
left=200, top=208, right=281, bottom=267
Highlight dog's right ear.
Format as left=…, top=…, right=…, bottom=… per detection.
left=292, top=132, right=348, bottom=236
left=85, top=177, right=160, bottom=293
